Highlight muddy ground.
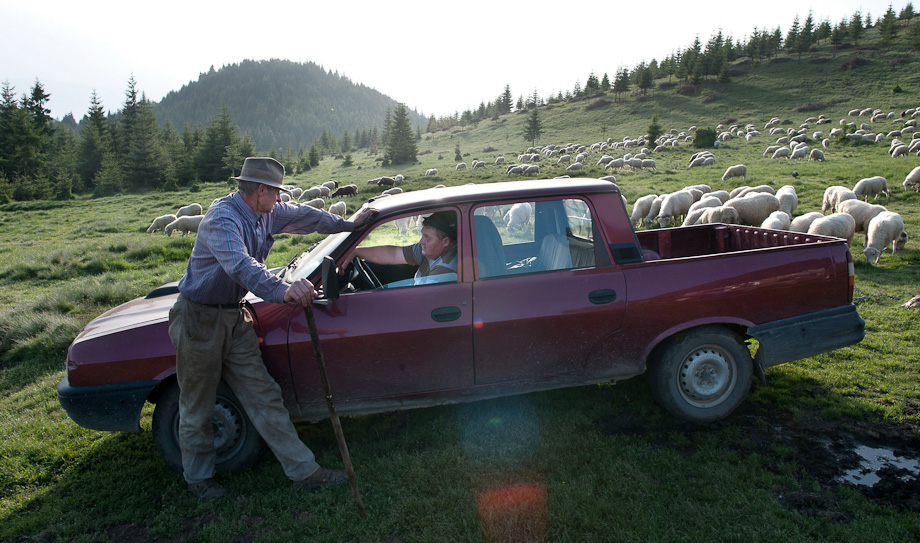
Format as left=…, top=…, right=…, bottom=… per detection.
left=597, top=403, right=920, bottom=519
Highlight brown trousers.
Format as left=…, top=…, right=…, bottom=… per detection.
left=167, top=295, right=320, bottom=484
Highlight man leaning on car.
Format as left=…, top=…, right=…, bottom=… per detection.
left=168, top=156, right=375, bottom=500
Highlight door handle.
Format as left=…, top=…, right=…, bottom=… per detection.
left=589, top=289, right=617, bottom=304
left=431, top=306, right=462, bottom=322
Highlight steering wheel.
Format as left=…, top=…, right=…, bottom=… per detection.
left=352, top=257, right=383, bottom=290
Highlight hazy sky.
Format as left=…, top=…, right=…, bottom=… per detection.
left=1, top=0, right=904, bottom=121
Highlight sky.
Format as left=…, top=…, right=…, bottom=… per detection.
left=1, top=0, right=906, bottom=121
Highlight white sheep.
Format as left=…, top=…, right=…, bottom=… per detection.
left=290, top=187, right=303, bottom=199
left=903, top=166, right=920, bottom=191
left=641, top=159, right=657, bottom=170
left=724, top=193, right=781, bottom=226
left=303, top=198, right=325, bottom=209
left=566, top=162, right=583, bottom=172
left=760, top=211, right=792, bottom=230
left=695, top=206, right=740, bottom=225
left=807, top=213, right=856, bottom=245
left=146, top=214, right=177, bottom=234
left=327, top=201, right=346, bottom=217
left=631, top=194, right=658, bottom=227
left=771, top=147, right=791, bottom=159
left=503, top=203, right=533, bottom=234
left=822, top=186, right=857, bottom=213
left=736, top=185, right=776, bottom=198
left=176, top=203, right=203, bottom=218
left=862, top=211, right=906, bottom=265
left=657, top=191, right=694, bottom=227
left=775, top=185, right=798, bottom=216
left=789, top=212, right=824, bottom=233
left=299, top=187, right=322, bottom=200
left=643, top=195, right=665, bottom=228
left=425, top=168, right=439, bottom=177
left=853, top=176, right=890, bottom=200
left=165, top=215, right=204, bottom=236
left=523, top=164, right=540, bottom=175
left=456, top=162, right=467, bottom=171
left=835, top=199, right=888, bottom=233
left=809, top=149, right=826, bottom=161
left=382, top=187, right=403, bottom=196
left=688, top=195, right=723, bottom=214
left=606, top=158, right=625, bottom=170
left=495, top=156, right=506, bottom=165
left=721, top=164, right=747, bottom=182
left=790, top=145, right=809, bottom=160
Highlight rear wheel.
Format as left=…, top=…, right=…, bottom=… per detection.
left=152, top=381, right=265, bottom=474
left=648, top=327, right=753, bottom=423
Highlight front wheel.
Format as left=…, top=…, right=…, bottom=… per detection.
left=151, top=380, right=265, bottom=474
left=648, top=327, right=753, bottom=423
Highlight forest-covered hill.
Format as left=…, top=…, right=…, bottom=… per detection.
left=153, top=59, right=427, bottom=151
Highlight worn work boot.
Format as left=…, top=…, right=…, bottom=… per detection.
left=293, top=467, right=348, bottom=490
left=188, top=478, right=228, bottom=500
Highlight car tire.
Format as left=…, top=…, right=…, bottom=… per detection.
left=648, top=326, right=753, bottom=423
left=151, top=380, right=265, bottom=474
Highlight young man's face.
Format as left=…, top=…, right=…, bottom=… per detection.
left=419, top=225, right=451, bottom=260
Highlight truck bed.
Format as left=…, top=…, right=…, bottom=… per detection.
left=635, top=223, right=845, bottom=261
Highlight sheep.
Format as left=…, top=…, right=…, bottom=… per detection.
left=503, top=203, right=533, bottom=234
left=903, top=166, right=920, bottom=191
left=176, top=203, right=203, bottom=218
left=862, top=212, right=906, bottom=265
left=809, top=149, right=826, bottom=161
left=736, top=185, right=776, bottom=198
left=836, top=199, right=888, bottom=234
left=382, top=187, right=403, bottom=196
left=425, top=168, right=439, bottom=177
left=303, top=198, right=325, bottom=209
left=597, top=155, right=614, bottom=166
left=775, top=185, right=798, bottom=216
left=299, top=187, right=322, bottom=201
left=688, top=195, right=723, bottom=214
left=606, top=158, right=625, bottom=170
left=317, top=185, right=331, bottom=198
left=822, top=186, right=857, bottom=213
left=290, top=187, right=303, bottom=199
left=720, top=164, right=748, bottom=182
left=394, top=174, right=404, bottom=184
left=695, top=205, right=740, bottom=225
left=763, top=145, right=781, bottom=157
left=331, top=184, right=358, bottom=198
left=556, top=154, right=572, bottom=164
left=643, top=196, right=665, bottom=228
left=822, top=138, right=830, bottom=149
left=146, top=214, right=177, bottom=234
left=790, top=145, right=809, bottom=160
left=853, top=176, right=890, bottom=201
left=456, top=162, right=467, bottom=171
left=789, top=212, right=825, bottom=233
left=771, top=147, right=791, bottom=159
left=494, top=156, right=506, bottom=165
left=641, top=159, right=657, bottom=170
left=375, top=176, right=396, bottom=187
left=523, top=164, right=540, bottom=175
left=724, top=193, right=781, bottom=226
left=807, top=212, right=856, bottom=245
left=165, top=215, right=204, bottom=237
left=327, top=201, right=346, bottom=217
left=630, top=194, right=658, bottom=227
left=506, top=165, right=524, bottom=175
left=280, top=193, right=291, bottom=202
left=599, top=175, right=617, bottom=183
left=657, top=191, right=694, bottom=227
left=761, top=211, right=792, bottom=230
left=566, top=162, right=583, bottom=172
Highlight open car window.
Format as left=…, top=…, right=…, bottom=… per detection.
left=473, top=199, right=596, bottom=278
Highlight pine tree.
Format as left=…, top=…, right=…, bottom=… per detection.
left=195, top=105, right=238, bottom=181
left=879, top=5, right=899, bottom=50
left=647, top=114, right=663, bottom=146
left=341, top=129, right=351, bottom=153
left=613, top=67, right=630, bottom=100
left=523, top=108, right=542, bottom=146
left=499, top=85, right=513, bottom=115
left=384, top=103, right=416, bottom=165
left=849, top=10, right=865, bottom=46
left=125, top=95, right=163, bottom=189
left=116, top=75, right=140, bottom=161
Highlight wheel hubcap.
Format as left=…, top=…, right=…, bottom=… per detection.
left=678, top=346, right=736, bottom=408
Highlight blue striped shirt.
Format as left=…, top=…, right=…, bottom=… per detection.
left=178, top=191, right=355, bottom=305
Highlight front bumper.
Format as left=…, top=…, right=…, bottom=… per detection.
left=58, top=374, right=159, bottom=432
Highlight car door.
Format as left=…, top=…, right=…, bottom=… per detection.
left=470, top=198, right=627, bottom=385
left=286, top=210, right=474, bottom=408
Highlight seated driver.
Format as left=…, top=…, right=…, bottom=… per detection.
left=349, top=211, right=458, bottom=286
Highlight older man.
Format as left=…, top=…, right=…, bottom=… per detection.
left=168, top=156, right=375, bottom=499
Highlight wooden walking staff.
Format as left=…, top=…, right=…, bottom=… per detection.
left=304, top=302, right=367, bottom=518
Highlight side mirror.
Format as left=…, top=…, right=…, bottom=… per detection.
left=317, top=255, right=339, bottom=304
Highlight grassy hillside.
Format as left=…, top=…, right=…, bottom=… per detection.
left=2, top=27, right=920, bottom=542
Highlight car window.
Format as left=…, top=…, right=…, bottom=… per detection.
left=473, top=199, right=595, bottom=278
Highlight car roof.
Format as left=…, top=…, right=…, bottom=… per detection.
left=362, top=178, right=620, bottom=218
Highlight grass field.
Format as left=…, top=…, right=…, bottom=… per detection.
left=3, top=30, right=920, bottom=543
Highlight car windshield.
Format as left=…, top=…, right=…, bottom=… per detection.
left=286, top=231, right=352, bottom=282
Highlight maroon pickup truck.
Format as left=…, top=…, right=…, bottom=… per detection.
left=59, top=179, right=865, bottom=473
